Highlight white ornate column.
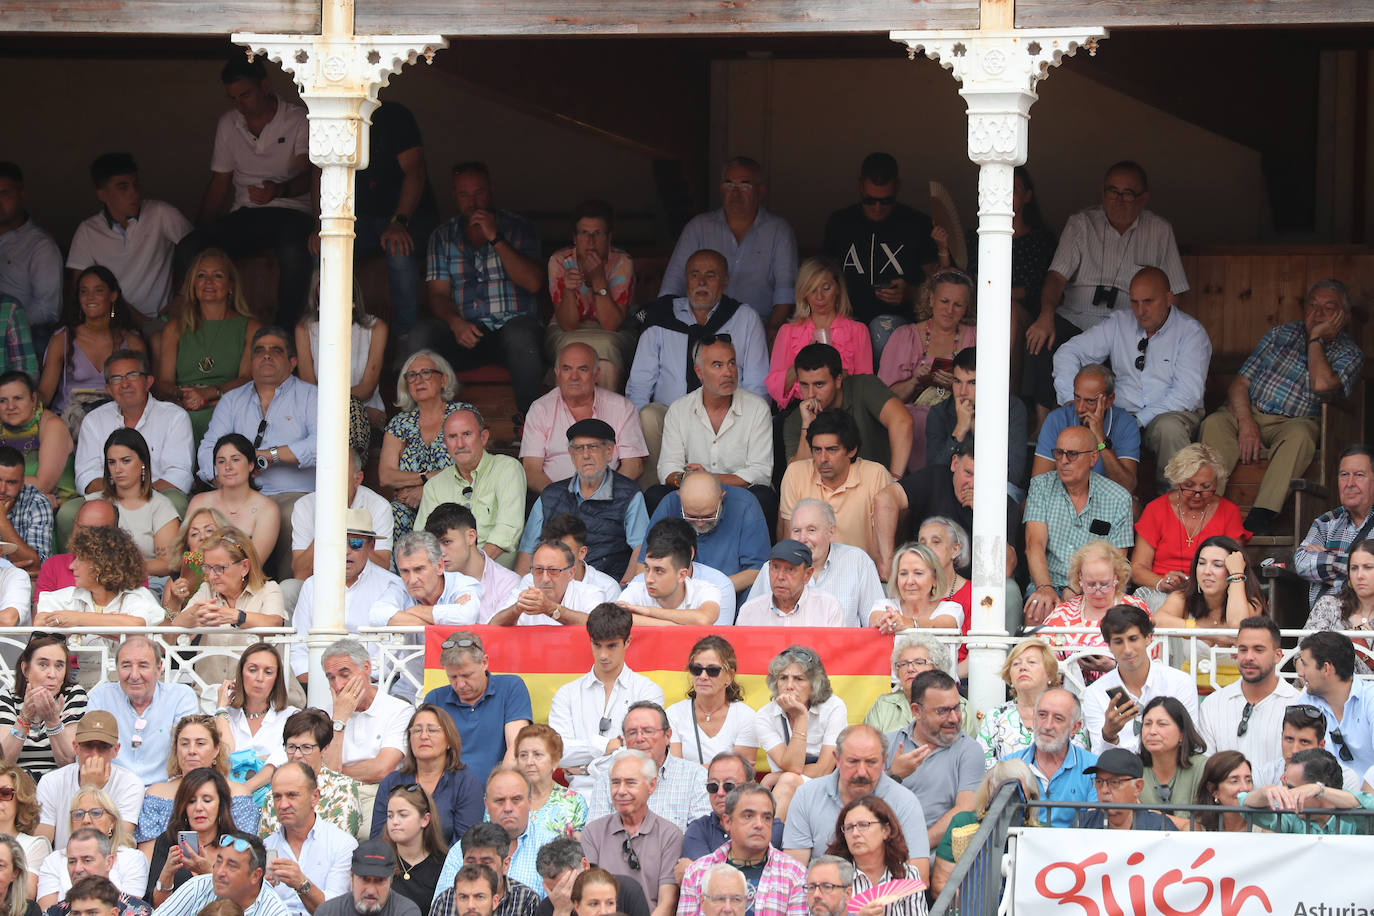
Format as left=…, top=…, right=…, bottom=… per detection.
left=236, top=5, right=445, bottom=707
left=891, top=27, right=1106, bottom=718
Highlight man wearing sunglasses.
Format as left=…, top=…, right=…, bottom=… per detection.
left=680, top=754, right=785, bottom=871
left=63, top=348, right=193, bottom=548
left=1251, top=704, right=1364, bottom=793
left=1197, top=615, right=1301, bottom=764
left=489, top=540, right=606, bottom=628
left=154, top=831, right=289, bottom=916
left=1296, top=630, right=1374, bottom=777
left=821, top=152, right=939, bottom=348
left=679, top=786, right=806, bottom=916
left=580, top=750, right=683, bottom=916
left=1053, top=267, right=1211, bottom=486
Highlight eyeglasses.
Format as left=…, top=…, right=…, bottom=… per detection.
left=1092, top=776, right=1137, bottom=790
left=106, top=370, right=149, bottom=385
left=0, top=787, right=14, bottom=801
left=284, top=742, right=318, bottom=756
left=681, top=508, right=721, bottom=525
left=404, top=368, right=444, bottom=384
left=688, top=664, right=723, bottom=678
left=861, top=194, right=896, bottom=206
left=1080, top=578, right=1119, bottom=594
left=623, top=727, right=663, bottom=740
left=621, top=837, right=641, bottom=871
left=841, top=819, right=881, bottom=834
left=699, top=333, right=733, bottom=347
left=1178, top=483, right=1216, bottom=496
left=896, top=658, right=934, bottom=672
left=72, top=808, right=109, bottom=821
left=219, top=835, right=253, bottom=852
left=1052, top=448, right=1090, bottom=462
left=705, top=781, right=739, bottom=796
left=347, top=537, right=370, bottom=551
left=252, top=417, right=268, bottom=450
left=803, top=883, right=851, bottom=894
left=1291, top=704, right=1324, bottom=722
left=722, top=181, right=756, bottom=192
left=531, top=565, right=573, bottom=577
left=1135, top=336, right=1149, bottom=372
left=1237, top=703, right=1254, bottom=738
left=1104, top=186, right=1143, bottom=202
left=408, top=726, right=444, bottom=736
left=922, top=704, right=962, bottom=719
left=1330, top=727, right=1356, bottom=762
left=203, top=563, right=241, bottom=577
left=569, top=443, right=608, bottom=454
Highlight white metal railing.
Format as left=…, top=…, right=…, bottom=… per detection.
left=2, top=624, right=1368, bottom=714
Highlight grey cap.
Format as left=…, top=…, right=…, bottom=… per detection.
left=768, top=539, right=813, bottom=567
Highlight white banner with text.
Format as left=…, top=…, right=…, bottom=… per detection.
left=1013, top=827, right=1374, bottom=916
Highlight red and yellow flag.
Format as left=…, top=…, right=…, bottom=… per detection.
left=423, top=625, right=896, bottom=726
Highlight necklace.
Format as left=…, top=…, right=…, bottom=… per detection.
left=1173, top=493, right=1211, bottom=548
left=245, top=708, right=267, bottom=720
left=946, top=574, right=964, bottom=599
left=698, top=699, right=727, bottom=723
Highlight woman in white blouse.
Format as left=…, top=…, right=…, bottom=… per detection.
left=755, top=646, right=847, bottom=820
left=667, top=636, right=757, bottom=768
left=869, top=543, right=963, bottom=634
left=213, top=642, right=299, bottom=794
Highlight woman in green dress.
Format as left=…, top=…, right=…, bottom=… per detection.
left=155, top=248, right=259, bottom=447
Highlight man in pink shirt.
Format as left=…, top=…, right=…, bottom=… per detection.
left=35, top=499, right=119, bottom=596
left=736, top=540, right=844, bottom=627
left=519, top=341, right=648, bottom=493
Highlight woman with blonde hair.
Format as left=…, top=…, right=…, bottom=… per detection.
left=766, top=257, right=872, bottom=406
left=378, top=349, right=465, bottom=538
left=1132, top=443, right=1250, bottom=612
left=162, top=507, right=231, bottom=616
left=35, top=788, right=146, bottom=908
left=1041, top=539, right=1150, bottom=683
left=171, top=529, right=284, bottom=686
left=975, top=639, right=1087, bottom=766
left=0, top=762, right=49, bottom=898
left=869, top=543, right=962, bottom=635
left=154, top=249, right=260, bottom=445
left=295, top=270, right=388, bottom=441
left=931, top=760, right=1041, bottom=895
left=135, top=714, right=259, bottom=850
left=0, top=834, right=38, bottom=916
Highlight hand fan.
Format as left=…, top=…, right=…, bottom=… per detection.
left=847, top=877, right=928, bottom=913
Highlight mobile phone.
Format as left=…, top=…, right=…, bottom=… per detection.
left=265, top=850, right=278, bottom=868
left=930, top=358, right=953, bottom=374
left=1105, top=687, right=1128, bottom=708
left=178, top=831, right=198, bottom=852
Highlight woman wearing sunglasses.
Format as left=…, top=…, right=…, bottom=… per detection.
left=514, top=724, right=587, bottom=837
left=213, top=644, right=298, bottom=796
left=1138, top=696, right=1209, bottom=826
left=259, top=709, right=361, bottom=838
left=184, top=434, right=281, bottom=565
left=145, top=768, right=238, bottom=905
left=370, top=705, right=481, bottom=847
left=825, top=795, right=927, bottom=915
left=170, top=529, right=284, bottom=687
left=1042, top=540, right=1148, bottom=684
left=667, top=636, right=758, bottom=768
left=381, top=783, right=448, bottom=916
left=0, top=633, right=85, bottom=782
left=0, top=762, right=49, bottom=898
left=136, top=714, right=259, bottom=853
left=1131, top=443, right=1249, bottom=613
left=35, top=788, right=146, bottom=909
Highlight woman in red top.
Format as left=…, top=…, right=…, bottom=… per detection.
left=1132, top=443, right=1249, bottom=612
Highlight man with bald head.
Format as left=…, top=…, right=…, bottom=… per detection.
left=36, top=498, right=119, bottom=596
left=628, top=249, right=769, bottom=487
left=640, top=472, right=769, bottom=594
left=1054, top=266, right=1211, bottom=480
left=520, top=341, right=648, bottom=494
left=1023, top=424, right=1134, bottom=624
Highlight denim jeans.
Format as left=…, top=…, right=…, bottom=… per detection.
left=354, top=215, right=432, bottom=336
left=408, top=313, right=546, bottom=413
left=868, top=314, right=912, bottom=365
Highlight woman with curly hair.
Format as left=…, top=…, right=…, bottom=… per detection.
left=0, top=762, right=50, bottom=898
left=34, top=525, right=162, bottom=656
left=101, top=427, right=180, bottom=578
left=755, top=646, right=846, bottom=819
left=154, top=249, right=259, bottom=446
left=135, top=715, right=259, bottom=852
left=0, top=633, right=85, bottom=780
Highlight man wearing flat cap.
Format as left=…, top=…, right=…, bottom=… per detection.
left=516, top=418, right=649, bottom=584
left=314, top=838, right=418, bottom=916
left=735, top=540, right=844, bottom=627
left=35, top=711, right=144, bottom=847
left=1078, top=748, right=1176, bottom=831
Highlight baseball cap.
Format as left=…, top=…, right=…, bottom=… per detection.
left=768, top=539, right=813, bottom=567
left=352, top=838, right=397, bottom=877
left=75, top=711, right=120, bottom=746
left=1084, top=747, right=1144, bottom=778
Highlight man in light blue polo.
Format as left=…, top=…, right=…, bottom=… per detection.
left=1296, top=631, right=1374, bottom=777
left=781, top=725, right=929, bottom=883
left=1009, top=687, right=1097, bottom=828
left=87, top=636, right=199, bottom=787
left=423, top=630, right=532, bottom=785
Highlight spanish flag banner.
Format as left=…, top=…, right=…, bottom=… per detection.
left=423, top=625, right=897, bottom=726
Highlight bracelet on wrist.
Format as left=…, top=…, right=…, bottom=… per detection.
left=1156, top=577, right=1165, bottom=590
left=1226, top=574, right=1246, bottom=583
left=13, top=717, right=29, bottom=732
left=8, top=728, right=25, bottom=740
left=213, top=707, right=230, bottom=718
left=44, top=722, right=64, bottom=737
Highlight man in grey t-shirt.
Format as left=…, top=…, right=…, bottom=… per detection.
left=316, top=840, right=419, bottom=916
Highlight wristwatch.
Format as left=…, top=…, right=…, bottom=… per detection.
left=490, top=231, right=507, bottom=246
left=297, top=878, right=314, bottom=896
left=1314, top=782, right=1326, bottom=798
left=331, top=719, right=345, bottom=732
left=255, top=454, right=269, bottom=470
left=391, top=213, right=410, bottom=227
left=594, top=286, right=609, bottom=297
left=550, top=605, right=562, bottom=621
left=1097, top=437, right=1112, bottom=452
left=234, top=610, right=247, bottom=628
left=269, top=446, right=280, bottom=464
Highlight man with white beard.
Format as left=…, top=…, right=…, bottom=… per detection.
left=1006, top=688, right=1099, bottom=828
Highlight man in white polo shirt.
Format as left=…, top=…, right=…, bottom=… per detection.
left=35, top=712, right=143, bottom=848
left=1197, top=615, right=1300, bottom=763
left=616, top=522, right=721, bottom=626
left=736, top=540, right=844, bottom=627
left=178, top=55, right=314, bottom=326
left=65, top=153, right=192, bottom=329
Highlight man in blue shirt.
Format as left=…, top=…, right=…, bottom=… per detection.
left=641, top=475, right=769, bottom=596
left=424, top=630, right=533, bottom=785
left=87, top=636, right=199, bottom=787
left=1031, top=363, right=1140, bottom=494
left=1009, top=687, right=1097, bottom=829
left=1296, top=631, right=1374, bottom=777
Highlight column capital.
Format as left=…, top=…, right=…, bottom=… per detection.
left=231, top=33, right=447, bottom=168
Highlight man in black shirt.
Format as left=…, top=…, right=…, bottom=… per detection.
left=822, top=152, right=939, bottom=356
left=533, top=838, right=650, bottom=916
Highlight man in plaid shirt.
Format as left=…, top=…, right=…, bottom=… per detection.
left=1295, top=445, right=1374, bottom=606
left=677, top=785, right=807, bottom=916
left=1201, top=279, right=1364, bottom=535
left=0, top=443, right=51, bottom=575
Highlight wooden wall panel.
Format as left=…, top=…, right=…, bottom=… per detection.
left=1017, top=0, right=1374, bottom=28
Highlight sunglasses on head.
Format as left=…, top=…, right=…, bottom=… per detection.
left=219, top=835, right=253, bottom=852
left=441, top=637, right=479, bottom=651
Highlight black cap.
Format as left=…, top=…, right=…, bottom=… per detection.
left=1084, top=747, right=1144, bottom=778
left=351, top=839, right=396, bottom=877
left=567, top=418, right=616, bottom=444
left=768, top=539, right=813, bottom=567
